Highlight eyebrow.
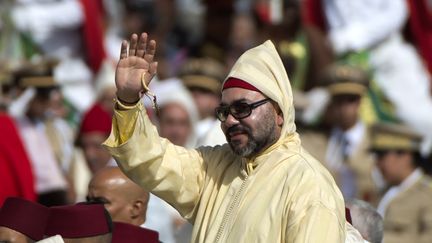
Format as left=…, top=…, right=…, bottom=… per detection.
left=86, top=196, right=110, bottom=204
left=219, top=98, right=250, bottom=106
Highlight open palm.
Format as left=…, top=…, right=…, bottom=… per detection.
left=116, top=33, right=158, bottom=103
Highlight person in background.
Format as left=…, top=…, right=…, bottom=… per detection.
left=301, top=64, right=379, bottom=203
left=10, top=63, right=71, bottom=206
left=87, top=166, right=177, bottom=243
left=225, top=13, right=259, bottom=71
left=0, top=197, right=50, bottom=243
left=44, top=203, right=113, bottom=243
left=77, top=103, right=115, bottom=174
left=345, top=199, right=383, bottom=243
left=153, top=78, right=199, bottom=148
left=178, top=57, right=227, bottom=146
left=8, top=0, right=103, bottom=113
left=371, top=122, right=432, bottom=243
left=303, top=0, right=432, bottom=154
left=87, top=167, right=149, bottom=226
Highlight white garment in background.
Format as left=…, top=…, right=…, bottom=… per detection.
left=323, top=0, right=432, bottom=154
left=142, top=194, right=178, bottom=243
left=195, top=118, right=226, bottom=147
left=15, top=117, right=67, bottom=193
left=70, top=148, right=92, bottom=203
left=11, top=0, right=96, bottom=112
left=36, top=235, right=65, bottom=243
left=151, top=78, right=199, bottom=148
left=345, top=222, right=368, bottom=243
left=377, top=169, right=423, bottom=216
left=326, top=123, right=365, bottom=170
left=324, top=0, right=407, bottom=54
left=370, top=35, right=432, bottom=154
left=326, top=122, right=366, bottom=199
left=54, top=58, right=95, bottom=113
left=12, top=0, right=84, bottom=59
left=48, top=117, right=75, bottom=172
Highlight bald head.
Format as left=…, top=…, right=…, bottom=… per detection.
left=88, top=167, right=149, bottom=226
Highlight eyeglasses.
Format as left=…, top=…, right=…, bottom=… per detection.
left=215, top=98, right=271, bottom=122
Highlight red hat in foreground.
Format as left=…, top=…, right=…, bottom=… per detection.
left=112, top=222, right=159, bottom=243
left=45, top=204, right=112, bottom=238
left=222, top=77, right=260, bottom=92
left=79, top=103, right=112, bottom=136
left=0, top=197, right=50, bottom=241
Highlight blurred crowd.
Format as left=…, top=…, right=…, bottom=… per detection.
left=0, top=0, right=432, bottom=242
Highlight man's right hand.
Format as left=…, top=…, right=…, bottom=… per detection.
left=115, top=33, right=158, bottom=104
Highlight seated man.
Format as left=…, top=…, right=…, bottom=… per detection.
left=87, top=167, right=149, bottom=226
left=0, top=197, right=49, bottom=243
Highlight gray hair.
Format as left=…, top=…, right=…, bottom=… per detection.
left=345, top=199, right=383, bottom=243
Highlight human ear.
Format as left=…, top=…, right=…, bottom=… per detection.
left=131, top=200, right=145, bottom=218
left=277, top=113, right=284, bottom=126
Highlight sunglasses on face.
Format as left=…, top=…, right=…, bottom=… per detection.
left=215, top=98, right=271, bottom=122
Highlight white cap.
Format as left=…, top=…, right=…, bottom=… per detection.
left=54, top=58, right=95, bottom=112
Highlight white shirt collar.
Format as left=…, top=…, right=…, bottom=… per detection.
left=399, top=168, right=423, bottom=191
left=377, top=168, right=423, bottom=216
left=331, top=121, right=365, bottom=156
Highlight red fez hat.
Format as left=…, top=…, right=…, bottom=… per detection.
left=45, top=204, right=112, bottom=238
left=112, top=222, right=159, bottom=243
left=79, top=103, right=112, bottom=136
left=222, top=77, right=260, bottom=92
left=0, top=197, right=50, bottom=241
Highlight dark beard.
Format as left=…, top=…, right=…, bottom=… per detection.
left=226, top=125, right=256, bottom=157
left=226, top=111, right=278, bottom=158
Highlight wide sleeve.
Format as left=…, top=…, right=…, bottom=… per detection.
left=103, top=102, right=207, bottom=220
left=284, top=158, right=346, bottom=243
left=285, top=202, right=346, bottom=243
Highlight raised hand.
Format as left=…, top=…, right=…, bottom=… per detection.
left=115, top=33, right=158, bottom=103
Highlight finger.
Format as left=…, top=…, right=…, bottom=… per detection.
left=144, top=39, right=157, bottom=63
left=149, top=61, right=158, bottom=77
left=136, top=33, right=148, bottom=58
left=128, top=33, right=138, bottom=57
left=119, top=40, right=129, bottom=59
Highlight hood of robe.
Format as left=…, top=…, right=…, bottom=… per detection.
left=224, top=40, right=296, bottom=139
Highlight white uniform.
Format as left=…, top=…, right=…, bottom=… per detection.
left=323, top=0, right=432, bottom=153
left=11, top=0, right=95, bottom=112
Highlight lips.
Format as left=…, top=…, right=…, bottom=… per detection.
left=226, top=125, right=249, bottom=140
left=230, top=134, right=247, bottom=142
left=229, top=130, right=245, bottom=137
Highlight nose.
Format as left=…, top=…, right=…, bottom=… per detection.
left=222, top=113, right=240, bottom=128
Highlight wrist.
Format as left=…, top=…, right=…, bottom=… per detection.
left=116, top=93, right=140, bottom=105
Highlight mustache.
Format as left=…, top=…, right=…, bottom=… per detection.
left=226, top=125, right=251, bottom=135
